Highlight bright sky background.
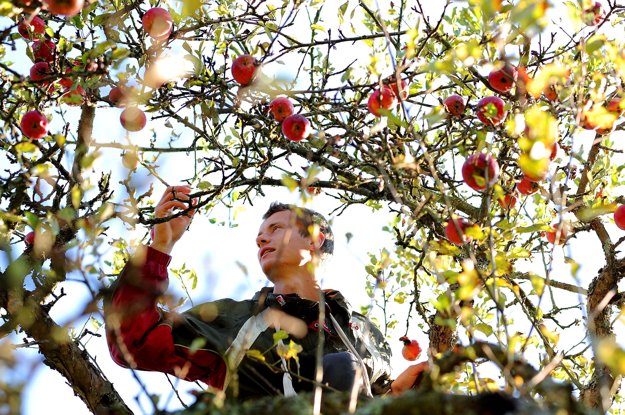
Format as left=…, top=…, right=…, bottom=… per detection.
left=2, top=1, right=625, bottom=414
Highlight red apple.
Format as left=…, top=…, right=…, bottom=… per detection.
left=445, top=217, right=474, bottom=245
left=488, top=63, right=518, bottom=94
left=367, top=85, right=397, bottom=117
left=59, top=68, right=74, bottom=88
left=108, top=86, right=125, bottom=107
left=61, top=85, right=86, bottom=106
left=517, top=177, right=539, bottom=195
left=461, top=153, right=500, bottom=191
left=581, top=111, right=613, bottom=135
left=582, top=1, right=604, bottom=26
left=546, top=223, right=569, bottom=245
left=29, top=62, right=52, bottom=83
left=543, top=85, right=558, bottom=102
left=516, top=66, right=532, bottom=96
left=269, top=97, right=294, bottom=122
left=142, top=7, right=173, bottom=41
left=18, top=16, right=46, bottom=40
left=122, top=151, right=139, bottom=170
left=387, top=78, right=409, bottom=101
left=281, top=114, right=311, bottom=141
left=25, top=231, right=36, bottom=246
left=120, top=107, right=147, bottom=132
left=32, top=39, right=56, bottom=63
left=42, top=0, right=84, bottom=17
left=614, top=205, right=625, bottom=230
left=550, top=142, right=558, bottom=161
left=443, top=94, right=465, bottom=117
left=498, top=193, right=517, bottom=210
left=607, top=98, right=623, bottom=114
left=399, top=336, right=422, bottom=361
left=476, top=96, right=506, bottom=126
left=231, top=54, right=258, bottom=86
left=20, top=110, right=48, bottom=140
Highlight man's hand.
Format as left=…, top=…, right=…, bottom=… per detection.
left=389, top=361, right=428, bottom=396
left=150, top=185, right=197, bottom=255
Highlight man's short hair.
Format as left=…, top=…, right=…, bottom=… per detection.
left=262, top=202, right=334, bottom=256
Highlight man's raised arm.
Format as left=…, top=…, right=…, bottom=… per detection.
left=103, top=186, right=226, bottom=387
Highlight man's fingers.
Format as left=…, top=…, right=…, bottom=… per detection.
left=186, top=197, right=199, bottom=217
left=154, top=200, right=190, bottom=218
left=158, top=185, right=192, bottom=204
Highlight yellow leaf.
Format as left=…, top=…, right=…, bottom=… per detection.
left=277, top=340, right=303, bottom=361
left=529, top=273, right=545, bottom=296
left=182, top=0, right=201, bottom=17
left=246, top=349, right=266, bottom=362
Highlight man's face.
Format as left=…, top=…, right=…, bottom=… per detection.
left=256, top=210, right=315, bottom=280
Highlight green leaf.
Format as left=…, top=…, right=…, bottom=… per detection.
left=111, top=48, right=130, bottom=60
left=474, top=323, right=494, bottom=337
left=517, top=224, right=551, bottom=233
left=577, top=203, right=617, bottom=222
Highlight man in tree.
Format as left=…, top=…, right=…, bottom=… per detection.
left=105, top=185, right=425, bottom=399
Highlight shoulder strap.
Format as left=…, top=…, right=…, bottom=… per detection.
left=222, top=309, right=270, bottom=392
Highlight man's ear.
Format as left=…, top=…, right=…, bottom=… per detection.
left=310, top=232, right=325, bottom=251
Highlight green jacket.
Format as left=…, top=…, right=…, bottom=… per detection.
left=105, top=246, right=392, bottom=399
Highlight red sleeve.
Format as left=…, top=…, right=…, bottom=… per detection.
left=105, top=246, right=226, bottom=389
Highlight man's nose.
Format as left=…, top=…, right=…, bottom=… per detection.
left=256, top=234, right=268, bottom=247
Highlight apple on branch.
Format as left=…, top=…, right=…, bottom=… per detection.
left=24, top=231, right=36, bottom=246
left=399, top=336, right=422, bottom=361
left=488, top=63, right=518, bottom=94
left=42, top=0, right=85, bottom=17
left=231, top=54, right=259, bottom=86
left=461, top=153, right=500, bottom=191
left=443, top=94, right=465, bottom=118
left=269, top=97, right=294, bottom=122
left=18, top=16, right=46, bottom=40
left=546, top=223, right=569, bottom=245
left=32, top=39, right=56, bottom=63
left=30, top=62, right=52, bottom=83
left=543, top=85, right=558, bottom=102
left=614, top=205, right=625, bottom=230
left=498, top=193, right=517, bottom=210
left=20, top=110, right=48, bottom=140
left=476, top=96, right=506, bottom=126
left=517, top=176, right=539, bottom=195
left=120, top=107, right=147, bottom=132
left=367, top=85, right=397, bottom=117
left=142, top=7, right=174, bottom=41
left=282, top=114, right=311, bottom=142
left=386, top=78, right=409, bottom=101
left=60, top=85, right=86, bottom=106
left=122, top=151, right=140, bottom=170
left=445, top=217, right=477, bottom=245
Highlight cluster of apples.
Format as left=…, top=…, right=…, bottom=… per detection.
left=441, top=59, right=570, bottom=245
left=231, top=54, right=311, bottom=141
left=17, top=0, right=90, bottom=140
left=105, top=7, right=173, bottom=133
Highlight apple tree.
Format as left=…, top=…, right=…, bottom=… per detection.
left=1, top=0, right=625, bottom=414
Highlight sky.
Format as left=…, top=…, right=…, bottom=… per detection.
left=2, top=0, right=625, bottom=414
